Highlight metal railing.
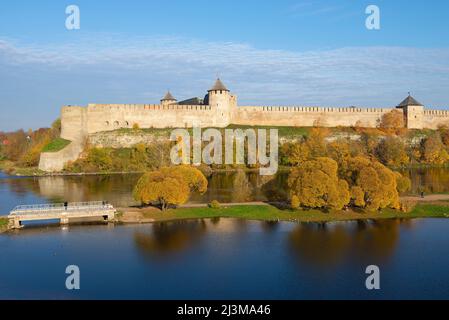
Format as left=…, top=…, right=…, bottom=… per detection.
left=9, top=201, right=114, bottom=216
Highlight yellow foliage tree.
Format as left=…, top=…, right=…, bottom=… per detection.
left=343, top=156, right=400, bottom=210
left=421, top=134, right=449, bottom=165
left=287, top=157, right=350, bottom=210
left=282, top=142, right=310, bottom=166
left=161, top=165, right=208, bottom=194
left=376, top=137, right=409, bottom=167
left=380, top=109, right=405, bottom=133
left=394, top=172, right=411, bottom=193
left=133, top=165, right=208, bottom=210
left=306, top=128, right=329, bottom=157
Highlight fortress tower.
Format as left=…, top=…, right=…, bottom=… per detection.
left=207, top=78, right=234, bottom=127
left=160, top=91, right=177, bottom=106
left=396, top=94, right=424, bottom=129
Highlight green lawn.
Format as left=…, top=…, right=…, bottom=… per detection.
left=42, top=138, right=71, bottom=152
left=129, top=203, right=449, bottom=224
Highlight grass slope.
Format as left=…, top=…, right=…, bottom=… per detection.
left=42, top=138, right=71, bottom=152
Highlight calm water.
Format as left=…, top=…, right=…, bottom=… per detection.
left=1, top=218, right=449, bottom=299
left=1, top=169, right=449, bottom=299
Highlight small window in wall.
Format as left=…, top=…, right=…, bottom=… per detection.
left=105, top=121, right=110, bottom=126
left=124, top=121, right=129, bottom=127
left=114, top=121, right=119, bottom=127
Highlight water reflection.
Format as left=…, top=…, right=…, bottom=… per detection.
left=2, top=168, right=449, bottom=214
left=133, top=217, right=405, bottom=267
left=288, top=220, right=403, bottom=268
left=1, top=217, right=447, bottom=299
left=400, top=167, right=449, bottom=194
left=134, top=220, right=207, bottom=257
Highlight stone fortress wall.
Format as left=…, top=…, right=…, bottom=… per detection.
left=39, top=78, right=449, bottom=172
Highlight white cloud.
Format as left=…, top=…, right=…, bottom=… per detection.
left=0, top=34, right=449, bottom=115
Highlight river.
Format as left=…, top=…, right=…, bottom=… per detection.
left=1, top=169, right=449, bottom=299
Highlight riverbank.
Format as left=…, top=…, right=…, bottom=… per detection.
left=0, top=160, right=293, bottom=177
left=116, top=202, right=449, bottom=225
left=2, top=202, right=448, bottom=234
left=0, top=217, right=8, bottom=233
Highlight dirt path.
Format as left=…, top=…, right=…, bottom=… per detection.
left=179, top=201, right=270, bottom=208
left=401, top=194, right=449, bottom=202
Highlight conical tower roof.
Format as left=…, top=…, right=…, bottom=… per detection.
left=398, top=94, right=423, bottom=107
left=208, top=78, right=229, bottom=92
left=161, top=91, right=176, bottom=101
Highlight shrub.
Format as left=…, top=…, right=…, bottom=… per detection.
left=290, top=195, right=300, bottom=209
left=400, top=200, right=417, bottom=213
left=86, top=148, right=113, bottom=171
left=209, top=200, right=221, bottom=209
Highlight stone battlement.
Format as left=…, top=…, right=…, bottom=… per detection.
left=239, top=106, right=394, bottom=113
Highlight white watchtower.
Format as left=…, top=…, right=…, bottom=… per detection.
left=208, top=78, right=232, bottom=127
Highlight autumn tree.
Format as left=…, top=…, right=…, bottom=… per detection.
left=133, top=165, right=208, bottom=210
left=420, top=134, right=449, bottom=165
left=133, top=170, right=190, bottom=210
left=287, top=157, right=350, bottom=210
left=342, top=156, right=400, bottom=210
left=305, top=128, right=329, bottom=157
left=160, top=165, right=208, bottom=194
left=375, top=136, right=409, bottom=167
left=280, top=142, right=310, bottom=166
left=327, top=139, right=351, bottom=166
left=438, top=125, right=449, bottom=147
left=394, top=171, right=411, bottom=193
left=380, top=109, right=405, bottom=132
left=86, top=147, right=113, bottom=171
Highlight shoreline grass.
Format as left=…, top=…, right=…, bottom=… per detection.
left=0, top=217, right=8, bottom=232
left=119, top=203, right=449, bottom=224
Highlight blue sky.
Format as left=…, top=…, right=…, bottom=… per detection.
left=1, top=0, right=449, bottom=131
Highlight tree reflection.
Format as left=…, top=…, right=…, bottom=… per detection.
left=288, top=220, right=401, bottom=268
left=288, top=223, right=351, bottom=268
left=352, top=220, right=400, bottom=262
left=134, top=219, right=207, bottom=257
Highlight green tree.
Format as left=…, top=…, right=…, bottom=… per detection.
left=86, top=148, right=113, bottom=171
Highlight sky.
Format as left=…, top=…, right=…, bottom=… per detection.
left=1, top=0, right=449, bottom=131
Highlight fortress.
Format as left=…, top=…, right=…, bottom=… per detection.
left=39, top=78, right=449, bottom=172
